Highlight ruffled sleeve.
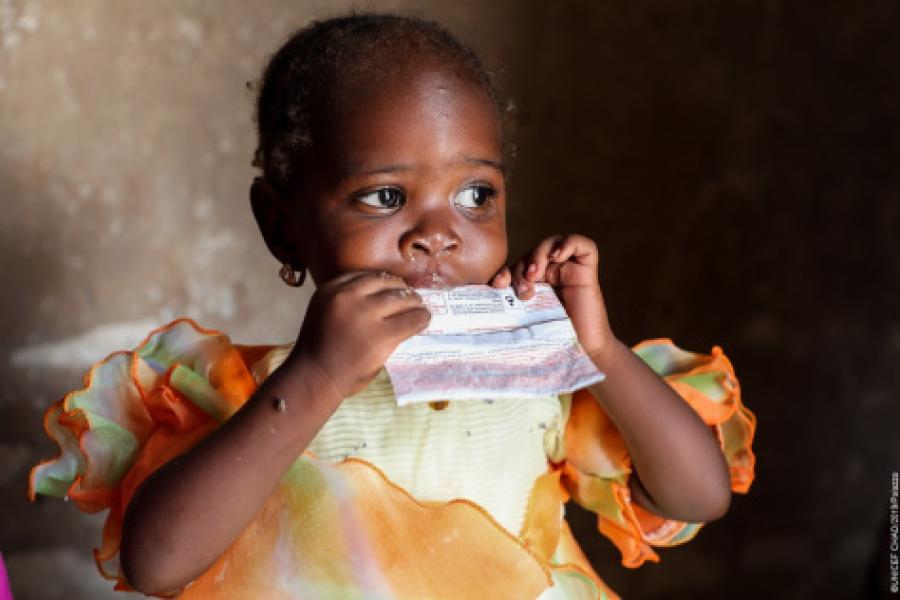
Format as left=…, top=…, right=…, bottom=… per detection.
left=558, top=338, right=756, bottom=568
left=28, top=318, right=268, bottom=594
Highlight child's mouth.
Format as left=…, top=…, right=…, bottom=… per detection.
left=406, top=271, right=452, bottom=289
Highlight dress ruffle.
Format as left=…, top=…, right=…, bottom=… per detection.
left=560, top=339, right=756, bottom=569
left=28, top=318, right=261, bottom=592
left=28, top=319, right=755, bottom=598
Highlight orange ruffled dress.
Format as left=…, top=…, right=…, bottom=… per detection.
left=29, top=318, right=756, bottom=599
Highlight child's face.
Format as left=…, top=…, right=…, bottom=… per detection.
left=285, top=62, right=507, bottom=288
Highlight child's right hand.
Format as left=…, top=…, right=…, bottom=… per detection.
left=286, top=271, right=431, bottom=401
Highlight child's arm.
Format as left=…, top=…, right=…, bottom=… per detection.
left=120, top=355, right=340, bottom=595
left=120, top=271, right=430, bottom=595
left=584, top=337, right=731, bottom=522
left=493, top=234, right=731, bottom=523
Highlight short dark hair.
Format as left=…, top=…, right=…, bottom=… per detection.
left=252, top=13, right=515, bottom=194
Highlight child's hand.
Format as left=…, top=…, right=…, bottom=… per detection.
left=287, top=271, right=431, bottom=401
left=490, top=234, right=617, bottom=358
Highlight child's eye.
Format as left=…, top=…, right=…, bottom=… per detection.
left=356, top=187, right=405, bottom=210
left=453, top=185, right=496, bottom=209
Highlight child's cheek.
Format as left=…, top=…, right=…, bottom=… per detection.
left=465, top=239, right=507, bottom=284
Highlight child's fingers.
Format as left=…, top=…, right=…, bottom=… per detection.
left=489, top=265, right=512, bottom=289
left=511, top=259, right=534, bottom=299
left=523, top=235, right=564, bottom=283
left=544, top=261, right=570, bottom=288
left=547, top=234, right=599, bottom=268
left=368, top=286, right=425, bottom=317
left=511, top=235, right=564, bottom=298
left=342, top=271, right=409, bottom=296
left=381, top=305, right=432, bottom=340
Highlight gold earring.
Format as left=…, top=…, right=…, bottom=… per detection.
left=279, top=261, right=306, bottom=287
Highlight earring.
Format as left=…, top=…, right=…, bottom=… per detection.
left=279, top=261, right=306, bottom=287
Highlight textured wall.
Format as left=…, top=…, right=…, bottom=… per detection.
left=2, top=1, right=898, bottom=598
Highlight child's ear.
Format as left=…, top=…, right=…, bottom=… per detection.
left=249, top=177, right=305, bottom=268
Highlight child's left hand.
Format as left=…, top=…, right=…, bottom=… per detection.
left=490, top=234, right=618, bottom=359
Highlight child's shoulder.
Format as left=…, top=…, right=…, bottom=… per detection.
left=132, top=316, right=293, bottom=387
left=29, top=317, right=281, bottom=503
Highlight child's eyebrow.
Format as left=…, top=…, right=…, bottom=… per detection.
left=345, top=156, right=507, bottom=178
left=462, top=157, right=507, bottom=174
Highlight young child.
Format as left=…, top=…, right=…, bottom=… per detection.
left=29, top=14, right=756, bottom=599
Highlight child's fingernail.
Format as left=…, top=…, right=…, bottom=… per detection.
left=526, top=263, right=537, bottom=275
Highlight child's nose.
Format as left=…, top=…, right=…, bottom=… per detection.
left=400, top=228, right=460, bottom=259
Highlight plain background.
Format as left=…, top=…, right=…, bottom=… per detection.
left=2, top=1, right=898, bottom=598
